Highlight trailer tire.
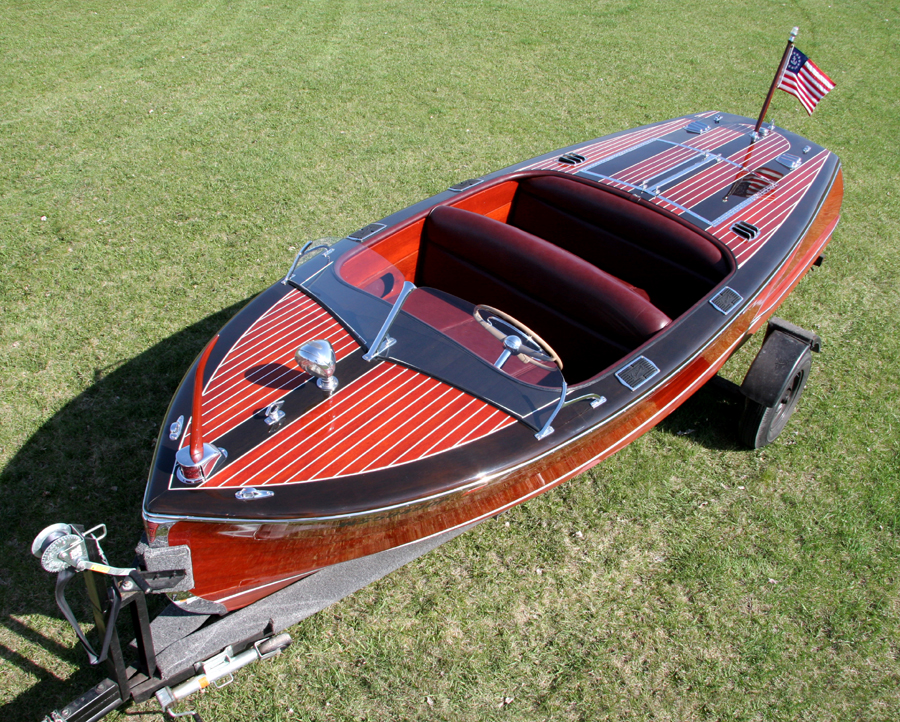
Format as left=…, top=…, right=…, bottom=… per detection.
left=739, top=348, right=812, bottom=449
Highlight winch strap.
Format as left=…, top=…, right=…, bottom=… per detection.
left=54, top=568, right=123, bottom=665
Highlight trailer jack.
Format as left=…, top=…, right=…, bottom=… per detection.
left=31, top=519, right=476, bottom=721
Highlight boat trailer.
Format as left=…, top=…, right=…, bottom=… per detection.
left=30, top=316, right=823, bottom=721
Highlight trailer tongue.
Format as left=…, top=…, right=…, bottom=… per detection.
left=32, top=520, right=474, bottom=721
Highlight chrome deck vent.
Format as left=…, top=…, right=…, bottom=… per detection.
left=710, top=287, right=743, bottom=315
left=558, top=152, right=587, bottom=165
left=685, top=120, right=711, bottom=135
left=347, top=223, right=386, bottom=241
left=449, top=178, right=484, bottom=192
left=776, top=152, right=803, bottom=170
left=731, top=220, right=760, bottom=241
left=615, top=356, right=660, bottom=391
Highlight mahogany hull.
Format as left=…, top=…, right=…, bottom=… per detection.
left=143, top=112, right=843, bottom=612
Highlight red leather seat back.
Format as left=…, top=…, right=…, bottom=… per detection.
left=509, top=176, right=729, bottom=318
left=417, top=206, right=672, bottom=379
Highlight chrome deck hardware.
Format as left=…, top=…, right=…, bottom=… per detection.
left=264, top=399, right=286, bottom=425
left=235, top=487, right=275, bottom=501
left=296, top=339, right=339, bottom=393
left=776, top=152, right=803, bottom=170
left=169, top=415, right=184, bottom=441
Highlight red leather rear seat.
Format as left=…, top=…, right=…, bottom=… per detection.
left=417, top=206, right=672, bottom=378
left=509, top=176, right=730, bottom=318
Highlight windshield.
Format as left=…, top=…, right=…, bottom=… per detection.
left=290, top=240, right=564, bottom=432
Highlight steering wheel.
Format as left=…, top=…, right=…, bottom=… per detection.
left=473, top=305, right=563, bottom=370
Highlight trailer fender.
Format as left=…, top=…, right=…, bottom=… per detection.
left=741, top=318, right=819, bottom=408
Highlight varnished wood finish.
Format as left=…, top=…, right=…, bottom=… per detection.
left=524, top=115, right=707, bottom=174
left=749, top=168, right=843, bottom=333
left=709, top=149, right=832, bottom=266
left=177, top=291, right=357, bottom=449
left=146, top=111, right=843, bottom=611
left=451, top=180, right=518, bottom=221
left=198, top=362, right=515, bottom=488
left=167, top=288, right=753, bottom=607
left=652, top=132, right=791, bottom=225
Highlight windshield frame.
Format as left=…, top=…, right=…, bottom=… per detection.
left=287, top=240, right=566, bottom=433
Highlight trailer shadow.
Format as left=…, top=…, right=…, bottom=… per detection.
left=655, top=375, right=748, bottom=451
left=0, top=299, right=251, bottom=721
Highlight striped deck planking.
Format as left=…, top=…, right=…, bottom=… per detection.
left=177, top=290, right=358, bottom=450
left=199, top=362, right=515, bottom=488
left=650, top=132, right=790, bottom=211
left=709, top=149, right=830, bottom=265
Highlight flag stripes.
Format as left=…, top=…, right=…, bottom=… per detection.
left=778, top=47, right=835, bottom=114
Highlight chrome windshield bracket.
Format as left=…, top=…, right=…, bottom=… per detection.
left=534, top=389, right=606, bottom=441
left=282, top=241, right=334, bottom=285
left=534, top=379, right=567, bottom=441
left=362, top=281, right=416, bottom=362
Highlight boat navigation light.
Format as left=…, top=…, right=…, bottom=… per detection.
left=175, top=443, right=226, bottom=485
left=296, top=339, right=339, bottom=394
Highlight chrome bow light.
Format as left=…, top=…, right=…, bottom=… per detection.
left=296, top=339, right=339, bottom=393
left=175, top=443, right=226, bottom=485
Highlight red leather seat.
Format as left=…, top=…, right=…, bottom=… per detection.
left=509, top=176, right=729, bottom=318
left=416, top=206, right=672, bottom=380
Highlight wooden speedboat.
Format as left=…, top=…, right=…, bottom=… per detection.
left=141, top=111, right=842, bottom=613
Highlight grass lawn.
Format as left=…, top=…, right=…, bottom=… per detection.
left=1, top=1, right=898, bottom=720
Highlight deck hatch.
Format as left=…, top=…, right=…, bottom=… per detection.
left=710, top=287, right=743, bottom=315
left=449, top=178, right=485, bottom=192
left=558, top=152, right=587, bottom=165
left=347, top=223, right=386, bottom=241
left=731, top=220, right=760, bottom=241
left=615, top=356, right=660, bottom=391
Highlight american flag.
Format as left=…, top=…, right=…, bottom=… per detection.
left=777, top=47, right=835, bottom=114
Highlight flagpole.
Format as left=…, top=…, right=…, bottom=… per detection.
left=753, top=26, right=799, bottom=138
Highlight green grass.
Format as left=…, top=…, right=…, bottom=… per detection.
left=1, top=0, right=898, bottom=720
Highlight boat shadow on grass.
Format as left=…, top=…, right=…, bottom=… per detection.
left=0, top=298, right=744, bottom=719
left=0, top=300, right=249, bottom=721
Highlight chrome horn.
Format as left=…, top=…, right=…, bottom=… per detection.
left=295, top=339, right=339, bottom=394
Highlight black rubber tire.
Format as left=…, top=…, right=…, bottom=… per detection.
left=738, top=348, right=812, bottom=449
